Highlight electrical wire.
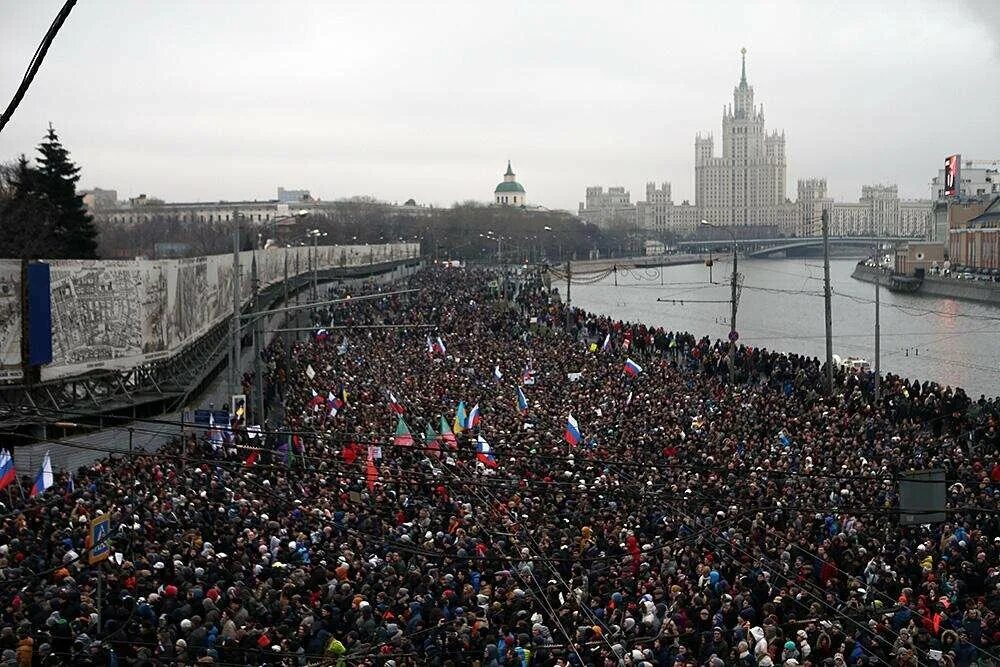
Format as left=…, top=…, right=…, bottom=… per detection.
left=0, top=1, right=78, bottom=135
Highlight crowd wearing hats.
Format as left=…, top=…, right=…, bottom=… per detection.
left=1, top=265, right=997, bottom=666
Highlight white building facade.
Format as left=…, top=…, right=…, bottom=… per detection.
left=578, top=186, right=637, bottom=228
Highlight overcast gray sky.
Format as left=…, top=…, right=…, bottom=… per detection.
left=1, top=0, right=997, bottom=211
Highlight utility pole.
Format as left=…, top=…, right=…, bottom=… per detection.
left=564, top=260, right=572, bottom=335
left=251, top=254, right=265, bottom=428
left=729, top=239, right=738, bottom=386
left=282, top=248, right=289, bottom=347
left=822, top=209, right=834, bottom=394
left=874, top=247, right=881, bottom=401
left=311, top=233, right=318, bottom=301
left=228, top=218, right=241, bottom=403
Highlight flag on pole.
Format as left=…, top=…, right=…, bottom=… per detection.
left=622, top=332, right=632, bottom=351
left=0, top=449, right=16, bottom=491
left=30, top=452, right=53, bottom=497
left=454, top=401, right=467, bottom=434
left=244, top=448, right=260, bottom=467
left=493, top=365, right=503, bottom=382
left=626, top=391, right=633, bottom=406
left=305, top=364, right=316, bottom=380
left=601, top=333, right=611, bottom=352
left=394, top=417, right=414, bottom=447
left=564, top=414, right=582, bottom=446
left=65, top=475, right=75, bottom=495
left=315, top=328, right=329, bottom=342
left=516, top=386, right=528, bottom=413
left=424, top=424, right=440, bottom=457
left=387, top=391, right=406, bottom=415
left=426, top=336, right=446, bottom=355
left=439, top=416, right=458, bottom=449
left=624, top=358, right=643, bottom=377
left=465, top=403, right=481, bottom=430
left=475, top=436, right=498, bottom=468
left=308, top=389, right=326, bottom=411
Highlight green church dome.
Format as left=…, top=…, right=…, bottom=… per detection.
left=495, top=181, right=525, bottom=193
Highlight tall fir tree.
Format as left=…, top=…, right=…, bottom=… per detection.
left=32, top=123, right=99, bottom=258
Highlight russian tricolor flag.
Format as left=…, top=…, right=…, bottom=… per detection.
left=466, top=403, right=481, bottom=430
left=624, top=358, right=643, bottom=377
left=475, top=436, right=497, bottom=468
left=0, top=449, right=15, bottom=491
left=601, top=333, right=611, bottom=352
left=30, top=452, right=53, bottom=498
left=516, top=386, right=528, bottom=413
left=564, top=414, right=582, bottom=446
left=435, top=336, right=446, bottom=355
left=493, top=365, right=503, bottom=382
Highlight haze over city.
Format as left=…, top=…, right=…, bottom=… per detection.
left=1, top=0, right=998, bottom=209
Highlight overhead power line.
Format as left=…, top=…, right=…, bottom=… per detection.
left=0, top=1, right=78, bottom=135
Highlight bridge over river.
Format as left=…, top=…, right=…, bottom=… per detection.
left=677, top=236, right=919, bottom=258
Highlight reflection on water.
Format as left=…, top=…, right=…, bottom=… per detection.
left=570, top=258, right=1000, bottom=397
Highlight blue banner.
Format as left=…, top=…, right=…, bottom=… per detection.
left=27, top=262, right=52, bottom=366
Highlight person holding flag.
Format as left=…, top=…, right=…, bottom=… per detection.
left=424, top=423, right=440, bottom=457
left=387, top=390, right=405, bottom=415
left=466, top=403, right=481, bottom=430
left=516, top=386, right=528, bottom=413
left=624, top=358, right=643, bottom=377
left=453, top=401, right=467, bottom=434
left=30, top=452, right=53, bottom=498
left=564, top=414, right=582, bottom=446
left=475, top=435, right=497, bottom=468
left=394, top=416, right=414, bottom=446
left=0, top=449, right=16, bottom=491
left=439, top=416, right=458, bottom=449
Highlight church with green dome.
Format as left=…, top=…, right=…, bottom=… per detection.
left=494, top=161, right=526, bottom=206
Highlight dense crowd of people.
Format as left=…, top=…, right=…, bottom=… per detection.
left=1, top=265, right=998, bottom=666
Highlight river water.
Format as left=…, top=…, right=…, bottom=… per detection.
left=569, top=258, right=1000, bottom=398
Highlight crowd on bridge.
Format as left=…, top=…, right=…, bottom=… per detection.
left=0, top=265, right=997, bottom=667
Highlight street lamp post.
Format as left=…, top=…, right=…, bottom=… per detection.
left=701, top=220, right=739, bottom=385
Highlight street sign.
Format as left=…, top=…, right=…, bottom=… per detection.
left=89, top=513, right=110, bottom=565
left=729, top=330, right=739, bottom=342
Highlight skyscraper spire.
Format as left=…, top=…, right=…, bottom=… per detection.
left=740, top=47, right=747, bottom=87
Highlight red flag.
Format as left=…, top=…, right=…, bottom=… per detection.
left=366, top=457, right=378, bottom=493
left=244, top=449, right=259, bottom=467
left=342, top=442, right=359, bottom=465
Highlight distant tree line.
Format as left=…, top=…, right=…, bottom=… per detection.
left=95, top=199, right=646, bottom=263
